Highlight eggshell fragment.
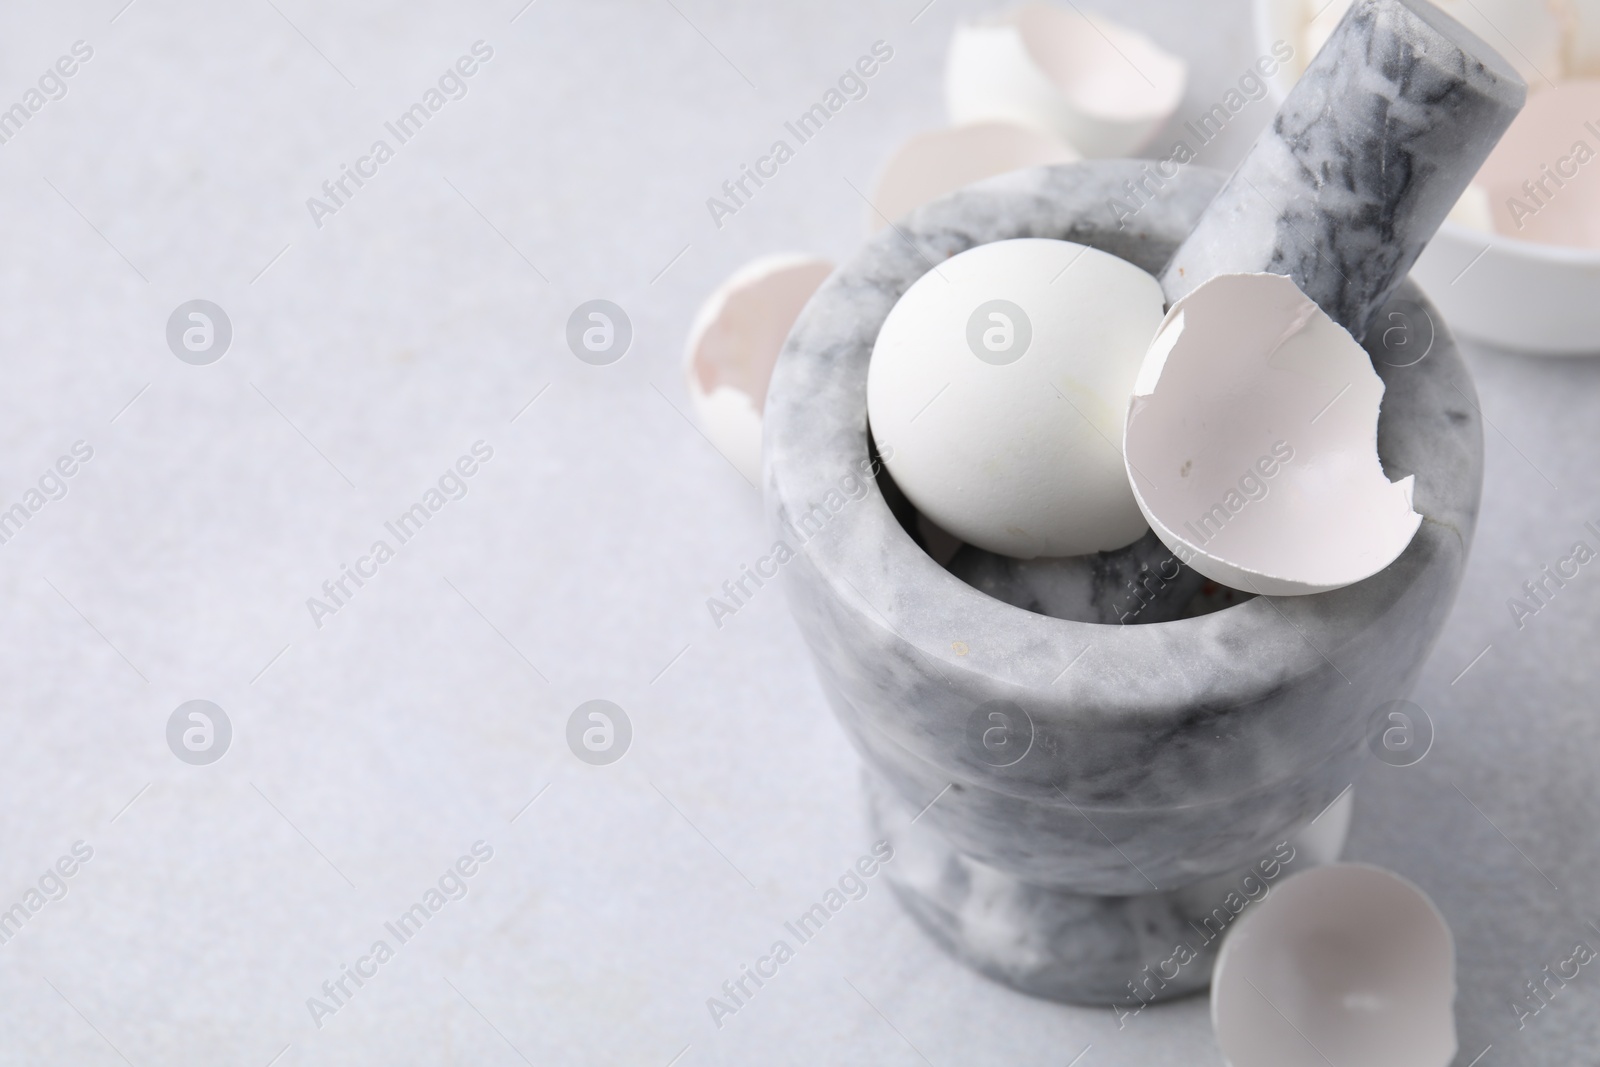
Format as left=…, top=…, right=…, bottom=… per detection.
left=1559, top=0, right=1600, bottom=75
left=945, top=3, right=1186, bottom=158
left=1302, top=0, right=1350, bottom=62
left=1123, top=273, right=1421, bottom=596
left=1211, top=863, right=1456, bottom=1067
left=869, top=122, right=1078, bottom=233
left=868, top=238, right=1164, bottom=559
left=1445, top=181, right=1495, bottom=233
left=685, top=255, right=833, bottom=485
left=1475, top=79, right=1600, bottom=248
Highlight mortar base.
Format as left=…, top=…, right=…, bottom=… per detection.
left=866, top=771, right=1353, bottom=1006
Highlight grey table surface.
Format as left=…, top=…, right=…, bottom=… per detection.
left=0, top=1, right=1593, bottom=1065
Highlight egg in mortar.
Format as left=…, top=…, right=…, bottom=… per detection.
left=866, top=238, right=1164, bottom=559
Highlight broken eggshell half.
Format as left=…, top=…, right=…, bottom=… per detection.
left=1211, top=863, right=1457, bottom=1067
left=1474, top=78, right=1600, bottom=248
left=944, top=3, right=1186, bottom=158
left=869, top=121, right=1078, bottom=233
left=1123, top=272, right=1422, bottom=596
left=684, top=254, right=833, bottom=486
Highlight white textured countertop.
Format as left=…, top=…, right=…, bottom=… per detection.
left=0, top=1, right=1594, bottom=1064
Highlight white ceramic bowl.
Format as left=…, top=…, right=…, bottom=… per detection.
left=1253, top=0, right=1600, bottom=354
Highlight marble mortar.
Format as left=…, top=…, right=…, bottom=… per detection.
left=763, top=161, right=1483, bottom=1003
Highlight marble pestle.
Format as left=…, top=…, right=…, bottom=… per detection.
left=949, top=0, right=1524, bottom=624
left=1162, top=0, right=1526, bottom=339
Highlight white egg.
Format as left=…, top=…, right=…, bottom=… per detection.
left=944, top=3, right=1186, bottom=158
left=866, top=238, right=1163, bottom=559
left=1211, top=863, right=1457, bottom=1067
left=1123, top=273, right=1422, bottom=596
left=685, top=254, right=833, bottom=485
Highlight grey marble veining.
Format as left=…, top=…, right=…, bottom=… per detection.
left=763, top=161, right=1483, bottom=1002
left=867, top=770, right=1353, bottom=1007
left=946, top=531, right=1209, bottom=626
left=1161, top=0, right=1525, bottom=340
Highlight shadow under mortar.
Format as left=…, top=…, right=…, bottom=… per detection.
left=763, top=162, right=1482, bottom=1004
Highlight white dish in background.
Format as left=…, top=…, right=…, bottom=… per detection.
left=1211, top=863, right=1457, bottom=1067
left=1253, top=0, right=1600, bottom=354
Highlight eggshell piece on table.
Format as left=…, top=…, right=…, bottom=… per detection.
left=945, top=3, right=1186, bottom=158
left=867, top=238, right=1164, bottom=559
left=1211, top=863, right=1456, bottom=1067
left=1476, top=78, right=1600, bottom=248
left=869, top=122, right=1077, bottom=233
left=1123, top=272, right=1421, bottom=596
left=685, top=255, right=833, bottom=486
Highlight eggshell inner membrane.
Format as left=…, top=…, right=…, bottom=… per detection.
left=1124, top=272, right=1421, bottom=596
left=687, top=255, right=833, bottom=406
left=869, top=122, right=1078, bottom=233
left=1009, top=4, right=1186, bottom=121
left=1211, top=863, right=1456, bottom=1067
left=1477, top=78, right=1600, bottom=248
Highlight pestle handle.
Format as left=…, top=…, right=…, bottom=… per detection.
left=1160, top=0, right=1526, bottom=341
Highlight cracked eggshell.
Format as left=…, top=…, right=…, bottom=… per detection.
left=1123, top=273, right=1422, bottom=596
left=1445, top=182, right=1495, bottom=233
left=1211, top=863, right=1456, bottom=1067
left=944, top=3, right=1186, bottom=158
left=1412, top=77, right=1600, bottom=351
left=685, top=254, right=833, bottom=485
left=869, top=122, right=1078, bottom=233
left=1477, top=79, right=1600, bottom=247
left=867, top=238, right=1164, bottom=559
